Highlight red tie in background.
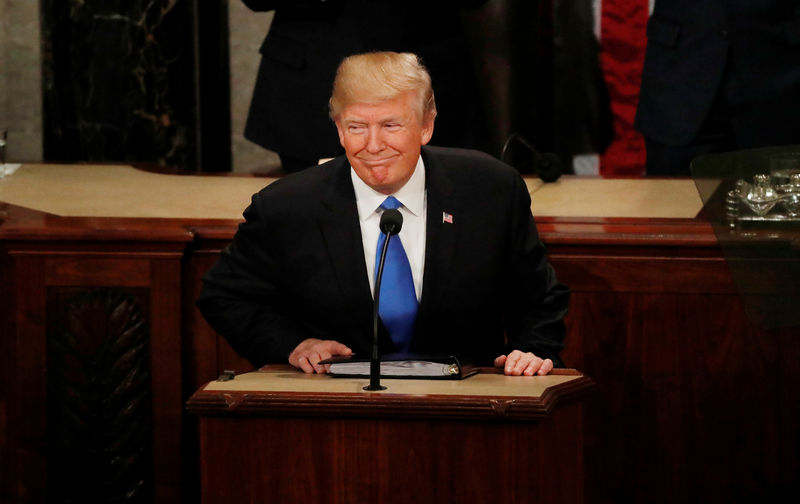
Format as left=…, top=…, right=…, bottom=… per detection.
left=595, top=0, right=650, bottom=176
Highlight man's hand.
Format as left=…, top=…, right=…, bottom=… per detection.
left=289, top=338, right=353, bottom=374
left=494, top=350, right=554, bottom=376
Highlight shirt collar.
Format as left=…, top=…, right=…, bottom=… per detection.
left=351, top=156, right=426, bottom=221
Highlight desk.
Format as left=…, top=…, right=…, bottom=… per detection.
left=187, top=367, right=594, bottom=504
left=2, top=164, right=797, bottom=503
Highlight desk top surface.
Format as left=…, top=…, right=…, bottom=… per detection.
left=188, top=367, right=594, bottom=421
left=204, top=367, right=582, bottom=398
left=0, top=163, right=705, bottom=220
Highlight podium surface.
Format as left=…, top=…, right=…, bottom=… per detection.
left=187, top=367, right=594, bottom=504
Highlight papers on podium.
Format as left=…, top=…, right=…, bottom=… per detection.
left=319, top=354, right=479, bottom=380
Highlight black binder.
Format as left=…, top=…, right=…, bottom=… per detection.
left=319, top=354, right=479, bottom=380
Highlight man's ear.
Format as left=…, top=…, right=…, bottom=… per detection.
left=420, top=117, right=435, bottom=146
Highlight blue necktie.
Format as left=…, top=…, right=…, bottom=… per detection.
left=374, top=196, right=418, bottom=353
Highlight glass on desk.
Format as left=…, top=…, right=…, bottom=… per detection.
left=770, top=154, right=800, bottom=186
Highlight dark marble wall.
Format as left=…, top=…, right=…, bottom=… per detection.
left=41, top=0, right=230, bottom=172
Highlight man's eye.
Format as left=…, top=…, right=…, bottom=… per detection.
left=385, top=123, right=401, bottom=130
left=348, top=125, right=366, bottom=133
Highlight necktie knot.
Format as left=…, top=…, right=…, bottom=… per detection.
left=380, top=196, right=402, bottom=211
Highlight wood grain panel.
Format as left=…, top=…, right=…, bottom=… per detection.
left=550, top=254, right=736, bottom=294
left=195, top=393, right=584, bottom=504
left=149, top=259, right=183, bottom=503
left=45, top=287, right=154, bottom=503
left=566, top=288, right=800, bottom=503
left=46, top=257, right=151, bottom=286
left=11, top=257, right=48, bottom=503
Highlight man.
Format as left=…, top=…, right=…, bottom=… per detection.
left=635, top=0, right=800, bottom=176
left=197, top=52, right=569, bottom=376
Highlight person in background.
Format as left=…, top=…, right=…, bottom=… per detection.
left=241, top=0, right=488, bottom=173
left=635, top=0, right=800, bottom=176
left=197, top=52, right=569, bottom=375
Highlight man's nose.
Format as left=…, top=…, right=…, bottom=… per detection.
left=365, top=128, right=384, bottom=153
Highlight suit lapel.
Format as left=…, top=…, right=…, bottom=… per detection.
left=317, top=159, right=374, bottom=329
left=419, top=147, right=459, bottom=317
left=317, top=150, right=461, bottom=345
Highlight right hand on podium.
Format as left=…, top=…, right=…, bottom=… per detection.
left=289, top=338, right=353, bottom=374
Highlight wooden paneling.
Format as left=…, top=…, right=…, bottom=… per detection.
left=46, top=287, right=154, bottom=503
left=545, top=223, right=800, bottom=503
left=197, top=410, right=583, bottom=504
left=11, top=257, right=48, bottom=503
left=0, top=219, right=190, bottom=503
left=46, top=257, right=151, bottom=286
left=149, top=259, right=183, bottom=503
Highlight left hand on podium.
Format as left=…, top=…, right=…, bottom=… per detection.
left=494, top=350, right=554, bottom=376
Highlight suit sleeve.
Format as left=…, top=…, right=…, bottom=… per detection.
left=502, top=175, right=570, bottom=367
left=196, top=192, right=305, bottom=368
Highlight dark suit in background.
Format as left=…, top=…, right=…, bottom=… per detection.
left=242, top=0, right=488, bottom=171
left=197, top=146, right=569, bottom=368
left=635, top=0, right=800, bottom=175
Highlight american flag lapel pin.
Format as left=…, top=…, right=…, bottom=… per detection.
left=442, top=211, right=453, bottom=224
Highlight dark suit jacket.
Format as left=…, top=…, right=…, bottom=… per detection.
left=635, top=0, right=800, bottom=146
left=197, top=146, right=569, bottom=367
left=241, top=0, right=487, bottom=161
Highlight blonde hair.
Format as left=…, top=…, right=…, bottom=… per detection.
left=329, top=52, right=437, bottom=122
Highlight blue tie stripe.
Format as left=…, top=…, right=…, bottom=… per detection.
left=374, top=196, right=418, bottom=353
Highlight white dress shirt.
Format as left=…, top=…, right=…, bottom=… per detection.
left=350, top=156, right=427, bottom=301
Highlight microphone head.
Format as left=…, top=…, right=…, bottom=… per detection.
left=380, top=209, right=403, bottom=235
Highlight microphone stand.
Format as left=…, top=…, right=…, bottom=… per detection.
left=364, top=232, right=392, bottom=391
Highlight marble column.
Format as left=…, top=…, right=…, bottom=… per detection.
left=0, top=0, right=43, bottom=163
left=40, top=0, right=215, bottom=171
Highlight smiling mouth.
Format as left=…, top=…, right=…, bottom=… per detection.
left=359, top=156, right=397, bottom=166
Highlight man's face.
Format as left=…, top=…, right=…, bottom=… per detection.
left=335, top=91, right=434, bottom=195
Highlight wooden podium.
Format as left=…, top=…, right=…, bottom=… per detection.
left=187, top=367, right=594, bottom=504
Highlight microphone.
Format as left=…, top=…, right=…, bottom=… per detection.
left=380, top=208, right=403, bottom=235
left=501, top=132, right=563, bottom=182
left=364, top=209, right=403, bottom=391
